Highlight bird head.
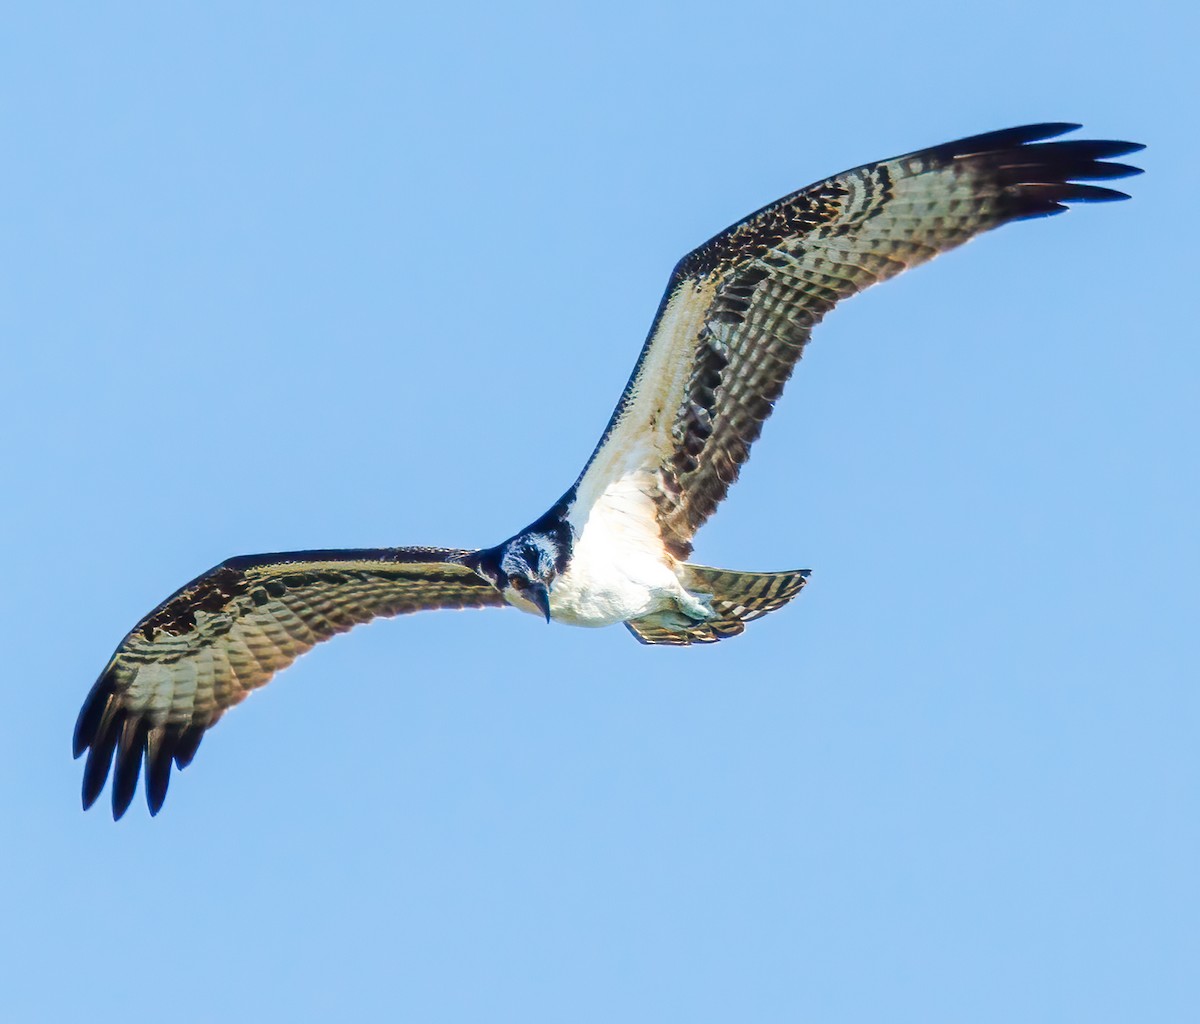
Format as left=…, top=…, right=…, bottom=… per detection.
left=495, top=534, right=560, bottom=622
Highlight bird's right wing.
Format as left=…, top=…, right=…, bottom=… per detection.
left=73, top=547, right=505, bottom=818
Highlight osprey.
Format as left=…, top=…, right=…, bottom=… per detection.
left=75, top=123, right=1142, bottom=818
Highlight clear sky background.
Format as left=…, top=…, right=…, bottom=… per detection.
left=2, top=3, right=1195, bottom=1022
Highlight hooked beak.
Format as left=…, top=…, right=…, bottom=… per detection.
left=528, top=582, right=551, bottom=623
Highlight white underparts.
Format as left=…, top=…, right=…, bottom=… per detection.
left=543, top=470, right=705, bottom=628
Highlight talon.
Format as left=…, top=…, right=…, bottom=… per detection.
left=679, top=590, right=715, bottom=622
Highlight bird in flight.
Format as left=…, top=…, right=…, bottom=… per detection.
left=74, top=123, right=1142, bottom=818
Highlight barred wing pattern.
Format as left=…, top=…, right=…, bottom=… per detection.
left=73, top=548, right=504, bottom=818
left=574, top=124, right=1143, bottom=559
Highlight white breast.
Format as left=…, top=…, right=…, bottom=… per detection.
left=548, top=468, right=685, bottom=627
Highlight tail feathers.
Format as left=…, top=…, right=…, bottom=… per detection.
left=625, top=564, right=811, bottom=646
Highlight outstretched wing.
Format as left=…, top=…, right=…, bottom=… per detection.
left=73, top=547, right=504, bottom=818
left=572, top=123, right=1143, bottom=559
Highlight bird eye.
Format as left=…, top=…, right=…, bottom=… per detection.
left=509, top=577, right=526, bottom=590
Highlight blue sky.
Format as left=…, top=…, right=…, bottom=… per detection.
left=2, top=3, right=1195, bottom=1021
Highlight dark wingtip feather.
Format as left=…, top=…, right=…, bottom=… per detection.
left=73, top=667, right=115, bottom=759
left=111, top=718, right=148, bottom=820
left=76, top=661, right=126, bottom=811
left=147, top=783, right=168, bottom=817
left=173, top=725, right=206, bottom=769
left=144, top=727, right=175, bottom=816
left=938, top=122, right=1082, bottom=157
left=1059, top=183, right=1134, bottom=202
left=1085, top=162, right=1144, bottom=180
left=1021, top=138, right=1143, bottom=161
left=81, top=704, right=120, bottom=811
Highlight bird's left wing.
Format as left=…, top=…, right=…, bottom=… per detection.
left=572, top=124, right=1143, bottom=559
left=73, top=547, right=505, bottom=818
